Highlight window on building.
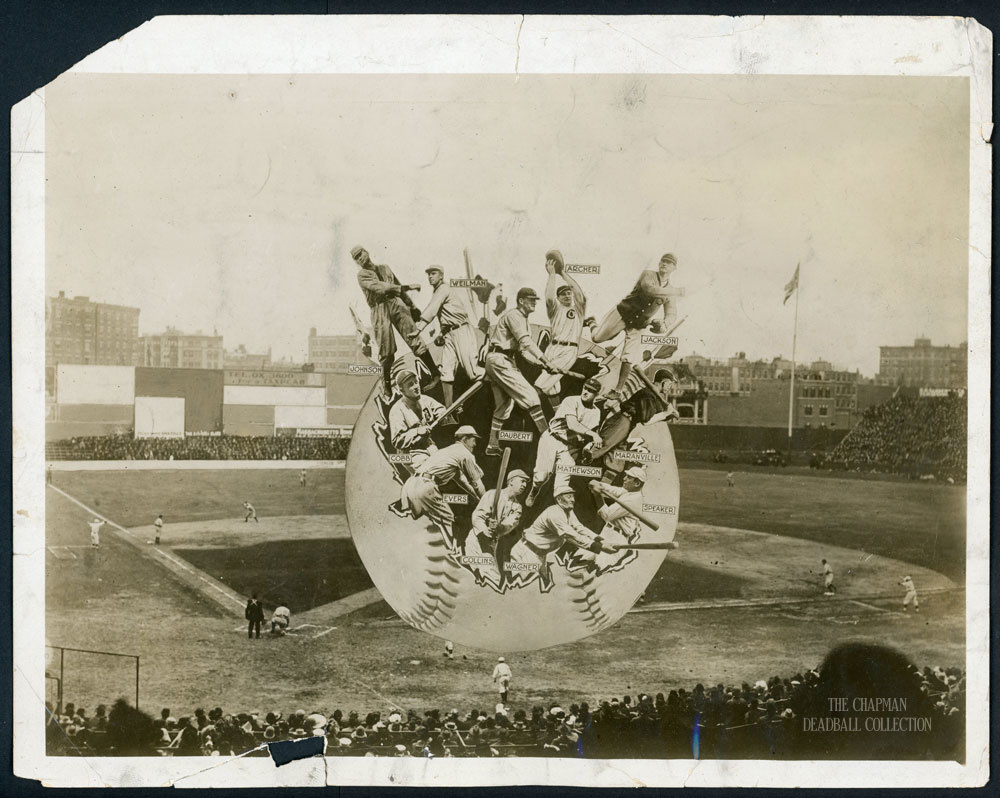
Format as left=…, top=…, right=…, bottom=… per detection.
left=804, top=405, right=813, bottom=416
left=819, top=406, right=828, bottom=416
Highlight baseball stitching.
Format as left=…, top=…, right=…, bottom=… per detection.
left=402, top=524, right=464, bottom=632
left=564, top=567, right=613, bottom=631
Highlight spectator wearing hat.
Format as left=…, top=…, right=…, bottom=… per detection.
left=408, top=265, right=485, bottom=407
left=387, top=369, right=447, bottom=469
left=463, top=468, right=529, bottom=589
left=352, top=245, right=440, bottom=396
left=508, top=485, right=619, bottom=588
left=399, top=425, right=485, bottom=548
left=534, top=250, right=588, bottom=409
left=492, top=657, right=513, bottom=705
left=484, top=286, right=565, bottom=457
left=592, top=253, right=680, bottom=393
left=526, top=377, right=604, bottom=508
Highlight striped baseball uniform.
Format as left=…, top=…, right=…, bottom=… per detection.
left=400, top=443, right=484, bottom=535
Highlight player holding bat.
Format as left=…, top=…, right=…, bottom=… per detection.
left=463, top=455, right=529, bottom=589
left=352, top=245, right=441, bottom=396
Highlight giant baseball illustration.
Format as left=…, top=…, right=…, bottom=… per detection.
left=346, top=251, right=682, bottom=651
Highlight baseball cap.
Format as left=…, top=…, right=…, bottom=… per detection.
left=497, top=656, right=505, bottom=662
left=624, top=466, right=647, bottom=482
left=583, top=377, right=602, bottom=392
left=455, top=425, right=481, bottom=439
left=425, top=265, right=444, bottom=274
left=516, top=287, right=540, bottom=302
left=554, top=485, right=575, bottom=497
left=659, top=253, right=677, bottom=265
left=350, top=246, right=364, bottom=258
left=394, top=369, right=418, bottom=388
left=506, top=469, right=529, bottom=483
left=556, top=283, right=572, bottom=295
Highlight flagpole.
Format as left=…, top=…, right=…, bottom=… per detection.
left=787, top=267, right=800, bottom=443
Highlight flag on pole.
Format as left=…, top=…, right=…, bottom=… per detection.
left=783, top=264, right=800, bottom=305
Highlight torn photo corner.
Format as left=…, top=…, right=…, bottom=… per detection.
left=11, top=13, right=991, bottom=789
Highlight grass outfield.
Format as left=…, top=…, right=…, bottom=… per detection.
left=44, top=466, right=966, bottom=719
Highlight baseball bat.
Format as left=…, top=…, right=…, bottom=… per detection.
left=425, top=378, right=486, bottom=433
left=605, top=493, right=661, bottom=531
left=462, top=247, right=481, bottom=319
left=615, top=542, right=678, bottom=550
left=491, top=447, right=511, bottom=520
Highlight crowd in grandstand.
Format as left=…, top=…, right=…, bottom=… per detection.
left=45, top=434, right=349, bottom=462
left=48, top=654, right=965, bottom=759
left=825, top=395, right=966, bottom=481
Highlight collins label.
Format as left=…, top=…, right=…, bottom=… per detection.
left=640, top=335, right=679, bottom=346
left=499, top=430, right=533, bottom=442
left=642, top=503, right=677, bottom=515
left=349, top=364, right=383, bottom=375
left=612, top=450, right=661, bottom=464
left=556, top=464, right=603, bottom=478
left=443, top=493, right=469, bottom=504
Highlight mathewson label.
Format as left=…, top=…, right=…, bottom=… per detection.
left=443, top=493, right=469, bottom=504
left=642, top=503, right=677, bottom=515
left=564, top=263, right=600, bottom=274
left=556, top=464, right=603, bottom=478
left=640, top=335, right=679, bottom=346
left=450, top=279, right=490, bottom=288
left=349, top=364, right=382, bottom=375
left=499, top=430, right=533, bottom=442
left=612, top=450, right=661, bottom=464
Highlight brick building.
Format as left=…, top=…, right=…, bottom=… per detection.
left=139, top=328, right=223, bottom=370
left=45, top=291, right=140, bottom=368
left=877, top=338, right=967, bottom=389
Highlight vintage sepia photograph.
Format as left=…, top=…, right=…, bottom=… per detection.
left=11, top=14, right=991, bottom=789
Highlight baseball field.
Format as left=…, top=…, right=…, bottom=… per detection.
left=44, top=463, right=966, bottom=718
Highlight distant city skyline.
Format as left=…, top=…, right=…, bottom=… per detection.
left=45, top=74, right=970, bottom=377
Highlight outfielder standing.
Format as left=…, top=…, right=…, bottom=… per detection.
left=352, top=245, right=440, bottom=395
left=484, top=287, right=563, bottom=457
left=534, top=250, right=587, bottom=409
left=822, top=559, right=836, bottom=595
left=492, top=656, right=513, bottom=705
left=88, top=517, right=105, bottom=549
left=900, top=575, right=919, bottom=613
left=154, top=514, right=164, bottom=545
left=411, top=265, right=485, bottom=407
left=243, top=501, right=258, bottom=523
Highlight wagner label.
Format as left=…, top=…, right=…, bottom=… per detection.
left=642, top=503, right=677, bottom=515
left=450, top=279, right=490, bottom=288
left=612, top=450, right=662, bottom=464
left=389, top=453, right=413, bottom=464
left=443, top=493, right=469, bottom=504
left=640, top=335, right=679, bottom=346
left=348, top=364, right=383, bottom=375
left=564, top=263, right=601, bottom=274
left=556, top=464, right=603, bottom=478
left=499, top=430, right=533, bottom=442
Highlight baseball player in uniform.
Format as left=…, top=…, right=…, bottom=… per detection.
left=588, top=466, right=647, bottom=569
left=463, top=469, right=529, bottom=588
left=526, top=378, right=603, bottom=507
left=352, top=245, right=440, bottom=395
left=822, top=559, right=836, bottom=595
left=900, top=575, right=919, bottom=612
left=410, top=266, right=485, bottom=407
left=88, top=518, right=105, bottom=548
left=508, top=485, right=619, bottom=588
left=387, top=369, right=446, bottom=468
left=492, top=656, right=513, bottom=705
left=592, top=253, right=679, bottom=392
left=243, top=501, right=258, bottom=523
left=400, top=425, right=485, bottom=546
left=270, top=605, right=291, bottom=636
left=534, top=251, right=587, bottom=404
left=484, top=287, right=564, bottom=456
left=154, top=514, right=164, bottom=545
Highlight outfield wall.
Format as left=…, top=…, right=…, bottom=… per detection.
left=47, top=365, right=378, bottom=441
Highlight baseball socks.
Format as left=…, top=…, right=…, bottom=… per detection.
left=527, top=406, right=549, bottom=434
left=486, top=418, right=505, bottom=456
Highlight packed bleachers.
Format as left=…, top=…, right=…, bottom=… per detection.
left=47, top=658, right=965, bottom=760
left=45, top=434, right=350, bottom=462
left=825, top=395, right=966, bottom=481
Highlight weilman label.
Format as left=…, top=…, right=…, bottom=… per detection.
left=450, top=278, right=490, bottom=288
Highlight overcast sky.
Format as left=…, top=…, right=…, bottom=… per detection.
left=45, top=73, right=969, bottom=375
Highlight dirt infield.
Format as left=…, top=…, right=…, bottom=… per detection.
left=44, top=465, right=966, bottom=717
